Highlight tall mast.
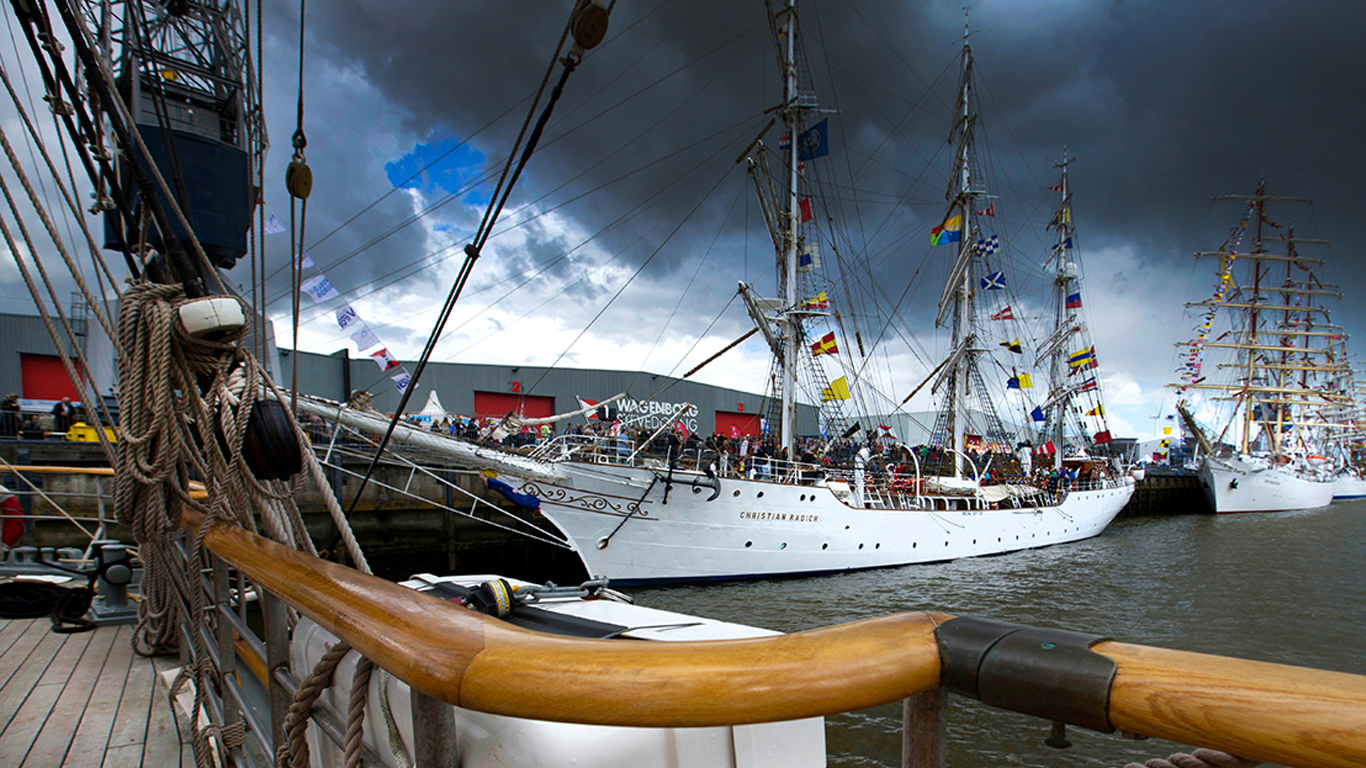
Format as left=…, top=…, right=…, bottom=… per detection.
left=779, top=0, right=800, bottom=457
left=948, top=21, right=975, bottom=478
left=1050, top=151, right=1073, bottom=470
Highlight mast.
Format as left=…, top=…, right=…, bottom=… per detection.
left=779, top=0, right=800, bottom=458
left=1049, top=152, right=1073, bottom=470
left=947, top=19, right=975, bottom=479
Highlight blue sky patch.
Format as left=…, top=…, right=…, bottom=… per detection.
left=385, top=131, right=488, bottom=206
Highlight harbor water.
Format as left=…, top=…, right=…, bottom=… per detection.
left=631, top=501, right=1366, bottom=768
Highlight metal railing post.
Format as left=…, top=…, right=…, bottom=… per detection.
left=262, top=590, right=292, bottom=755
left=901, top=689, right=944, bottom=768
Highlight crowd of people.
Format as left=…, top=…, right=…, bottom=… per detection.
left=0, top=394, right=79, bottom=440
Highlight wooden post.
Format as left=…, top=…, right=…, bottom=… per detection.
left=902, top=689, right=945, bottom=768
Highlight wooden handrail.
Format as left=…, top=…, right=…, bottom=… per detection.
left=190, top=510, right=942, bottom=726
left=1099, top=641, right=1366, bottom=768
left=187, top=511, right=1366, bottom=768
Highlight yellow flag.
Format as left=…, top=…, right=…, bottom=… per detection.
left=821, top=376, right=851, bottom=402
left=1163, top=426, right=1172, bottom=435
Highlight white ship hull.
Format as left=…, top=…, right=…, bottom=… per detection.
left=525, top=463, right=1133, bottom=585
left=1197, top=454, right=1336, bottom=513
left=1332, top=471, right=1366, bottom=500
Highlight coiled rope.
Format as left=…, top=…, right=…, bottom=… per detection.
left=113, top=281, right=380, bottom=768
left=1124, top=748, right=1259, bottom=768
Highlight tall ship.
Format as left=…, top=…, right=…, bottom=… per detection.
left=1172, top=181, right=1343, bottom=513
left=302, top=1, right=1133, bottom=585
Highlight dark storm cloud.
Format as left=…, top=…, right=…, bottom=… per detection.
left=252, top=0, right=1366, bottom=375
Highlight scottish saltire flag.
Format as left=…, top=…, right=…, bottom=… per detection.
left=930, top=215, right=963, bottom=245
left=300, top=274, right=340, bottom=303
left=980, top=271, right=1006, bottom=290
left=797, top=118, right=830, bottom=160
left=1066, top=292, right=1082, bottom=309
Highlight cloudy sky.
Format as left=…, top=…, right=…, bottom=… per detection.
left=4, top=0, right=1364, bottom=443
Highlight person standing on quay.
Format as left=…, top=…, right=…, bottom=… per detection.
left=51, top=396, right=76, bottom=433
left=0, top=393, right=19, bottom=438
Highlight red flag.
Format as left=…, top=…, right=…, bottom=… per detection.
left=989, top=305, right=1014, bottom=320
left=975, top=203, right=995, bottom=217
left=811, top=331, right=838, bottom=356
left=799, top=198, right=813, bottom=223
left=1093, top=430, right=1113, bottom=444
left=1048, top=183, right=1063, bottom=191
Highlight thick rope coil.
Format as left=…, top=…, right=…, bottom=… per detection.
left=1124, top=748, right=1261, bottom=768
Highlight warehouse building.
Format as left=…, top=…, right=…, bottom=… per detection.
left=0, top=312, right=818, bottom=438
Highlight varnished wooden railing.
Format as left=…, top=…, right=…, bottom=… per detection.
left=186, top=511, right=1366, bottom=768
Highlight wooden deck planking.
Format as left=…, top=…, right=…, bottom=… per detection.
left=0, top=624, right=72, bottom=737
left=61, top=625, right=134, bottom=768
left=0, top=621, right=47, bottom=695
left=142, top=655, right=193, bottom=768
left=23, top=625, right=118, bottom=767
left=0, top=619, right=194, bottom=768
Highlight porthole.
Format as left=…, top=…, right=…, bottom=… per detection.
left=972, top=539, right=977, bottom=544
left=944, top=541, right=949, bottom=547
left=821, top=543, right=828, bottom=550
left=733, top=489, right=741, bottom=497
left=844, top=525, right=850, bottom=530
left=912, top=542, right=917, bottom=548
left=745, top=541, right=753, bottom=548
left=800, top=494, right=807, bottom=501
left=780, top=542, right=787, bottom=549
left=858, top=543, right=864, bottom=550
left=757, top=491, right=765, bottom=498
left=875, top=543, right=881, bottom=549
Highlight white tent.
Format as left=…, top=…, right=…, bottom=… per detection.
left=413, top=390, right=451, bottom=424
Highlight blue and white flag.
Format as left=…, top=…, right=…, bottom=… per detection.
left=980, top=271, right=1006, bottom=290
left=300, top=274, right=340, bottom=303
left=350, top=325, right=382, bottom=352
left=391, top=370, right=412, bottom=393
left=797, top=118, right=829, bottom=160
left=335, top=304, right=361, bottom=330
left=264, top=213, right=287, bottom=235
left=975, top=234, right=1000, bottom=257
